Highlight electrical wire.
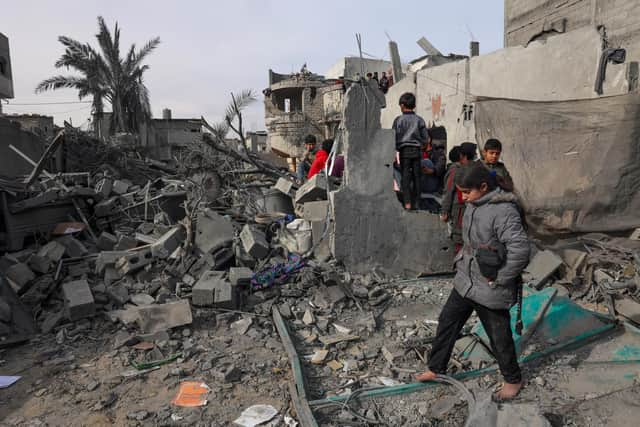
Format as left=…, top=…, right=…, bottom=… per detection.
left=2, top=100, right=92, bottom=106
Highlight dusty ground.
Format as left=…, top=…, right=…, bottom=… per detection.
left=1, top=278, right=640, bottom=426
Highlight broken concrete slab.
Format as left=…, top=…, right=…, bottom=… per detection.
left=37, top=241, right=66, bottom=263
left=302, top=200, right=330, bottom=222
left=524, top=249, right=564, bottom=289
left=55, top=235, right=88, bottom=258
left=150, top=226, right=185, bottom=259
left=107, top=283, right=129, bottom=306
left=111, top=179, right=130, bottom=195
left=136, top=300, right=192, bottom=334
left=240, top=225, right=269, bottom=259
left=195, top=209, right=234, bottom=254
left=28, top=254, right=51, bottom=274
left=311, top=350, right=329, bottom=364
left=294, top=173, right=329, bottom=205
left=331, top=83, right=453, bottom=275
left=615, top=298, right=640, bottom=325
left=130, top=293, right=155, bottom=306
left=274, top=177, right=296, bottom=197
left=5, top=263, right=35, bottom=293
left=62, top=280, right=95, bottom=321
left=231, top=317, right=252, bottom=335
left=96, top=232, right=118, bottom=251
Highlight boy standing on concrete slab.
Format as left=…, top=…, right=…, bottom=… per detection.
left=392, top=92, right=430, bottom=210
left=482, top=138, right=514, bottom=191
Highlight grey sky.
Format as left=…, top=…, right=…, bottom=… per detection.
left=2, top=0, right=504, bottom=130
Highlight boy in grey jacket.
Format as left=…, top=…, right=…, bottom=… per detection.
left=416, top=162, right=530, bottom=400
left=392, top=92, right=429, bottom=210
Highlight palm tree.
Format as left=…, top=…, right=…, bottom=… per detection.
left=36, top=16, right=160, bottom=136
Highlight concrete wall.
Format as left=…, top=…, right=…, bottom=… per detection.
left=332, top=82, right=452, bottom=276
left=380, top=72, right=417, bottom=129
left=405, top=26, right=633, bottom=148
left=0, top=33, right=13, bottom=99
left=505, top=0, right=640, bottom=56
left=7, top=115, right=55, bottom=140
left=0, top=117, right=44, bottom=177
left=154, top=119, right=201, bottom=148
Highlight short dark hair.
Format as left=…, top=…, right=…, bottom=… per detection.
left=399, top=92, right=416, bottom=109
left=459, top=142, right=477, bottom=160
left=304, top=134, right=317, bottom=145
left=449, top=146, right=461, bottom=163
left=458, top=162, right=497, bottom=191
left=484, top=138, right=502, bottom=152
left=321, top=138, right=334, bottom=153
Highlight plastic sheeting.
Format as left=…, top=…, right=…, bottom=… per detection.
left=474, top=93, right=640, bottom=234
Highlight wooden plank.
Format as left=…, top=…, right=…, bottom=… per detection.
left=272, top=306, right=318, bottom=427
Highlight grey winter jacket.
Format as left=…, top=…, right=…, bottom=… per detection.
left=453, top=188, right=530, bottom=310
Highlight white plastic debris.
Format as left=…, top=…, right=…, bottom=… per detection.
left=233, top=404, right=279, bottom=427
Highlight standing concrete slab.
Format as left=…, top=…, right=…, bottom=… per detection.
left=332, top=83, right=453, bottom=276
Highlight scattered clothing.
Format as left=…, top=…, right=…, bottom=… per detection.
left=251, top=255, right=305, bottom=290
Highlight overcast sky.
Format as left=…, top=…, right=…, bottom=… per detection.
left=1, top=0, right=504, bottom=130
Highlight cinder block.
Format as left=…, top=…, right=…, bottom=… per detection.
left=240, top=225, right=269, bottom=259
left=214, top=281, right=235, bottom=309
left=295, top=173, right=328, bottom=204
left=115, top=249, right=154, bottom=276
left=151, top=226, right=185, bottom=259
left=303, top=201, right=330, bottom=222
left=96, top=232, right=118, bottom=251
left=192, top=270, right=225, bottom=307
left=62, top=279, right=95, bottom=321
left=274, top=178, right=296, bottom=197
left=229, top=267, right=253, bottom=286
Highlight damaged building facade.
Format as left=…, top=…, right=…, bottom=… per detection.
left=381, top=0, right=640, bottom=235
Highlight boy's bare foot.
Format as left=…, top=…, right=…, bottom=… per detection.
left=415, top=370, right=438, bottom=382
left=404, top=203, right=411, bottom=210
left=494, top=381, right=522, bottom=400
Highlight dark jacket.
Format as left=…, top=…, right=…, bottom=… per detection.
left=442, top=163, right=465, bottom=244
left=483, top=161, right=514, bottom=192
left=429, top=143, right=447, bottom=186
left=392, top=112, right=429, bottom=152
left=453, top=189, right=530, bottom=309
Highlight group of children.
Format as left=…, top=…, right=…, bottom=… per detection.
left=393, top=92, right=530, bottom=400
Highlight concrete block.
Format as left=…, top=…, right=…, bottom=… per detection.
left=214, top=281, right=235, bottom=309
left=229, top=267, right=253, bottom=286
left=303, top=201, right=330, bottom=222
left=55, top=235, right=88, bottom=258
left=28, top=254, right=51, bottom=274
left=151, top=226, right=185, bottom=259
left=37, top=241, right=66, bottom=263
left=294, top=173, right=328, bottom=205
left=115, top=249, right=154, bottom=276
left=195, top=209, right=234, bottom=254
left=5, top=263, right=35, bottom=293
left=192, top=270, right=225, bottom=307
left=112, top=180, right=130, bottom=195
left=274, top=178, right=296, bottom=197
left=240, top=225, right=269, bottom=259
left=96, top=232, right=118, bottom=251
left=62, top=279, right=95, bottom=321
left=524, top=250, right=563, bottom=289
left=136, top=300, right=192, bottom=334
